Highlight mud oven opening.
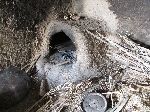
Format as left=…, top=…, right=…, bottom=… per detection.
left=34, top=22, right=130, bottom=112
left=36, top=22, right=90, bottom=87
left=49, top=31, right=76, bottom=64
left=45, top=31, right=77, bottom=86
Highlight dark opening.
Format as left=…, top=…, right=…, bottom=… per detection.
left=49, top=31, right=76, bottom=55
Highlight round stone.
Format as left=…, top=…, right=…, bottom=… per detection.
left=0, top=66, right=31, bottom=109
left=82, top=93, right=107, bottom=112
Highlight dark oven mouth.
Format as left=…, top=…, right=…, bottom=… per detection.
left=46, top=31, right=77, bottom=65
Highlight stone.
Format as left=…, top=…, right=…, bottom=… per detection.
left=0, top=66, right=30, bottom=109
left=82, top=93, right=107, bottom=112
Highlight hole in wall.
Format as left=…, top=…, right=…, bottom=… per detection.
left=47, top=31, right=77, bottom=65
left=38, top=31, right=78, bottom=85
left=36, top=22, right=90, bottom=86
left=49, top=31, right=76, bottom=55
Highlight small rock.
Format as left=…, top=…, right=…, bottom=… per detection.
left=0, top=66, right=31, bottom=109
left=82, top=93, right=107, bottom=112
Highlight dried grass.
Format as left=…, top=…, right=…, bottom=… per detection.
left=25, top=74, right=130, bottom=112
